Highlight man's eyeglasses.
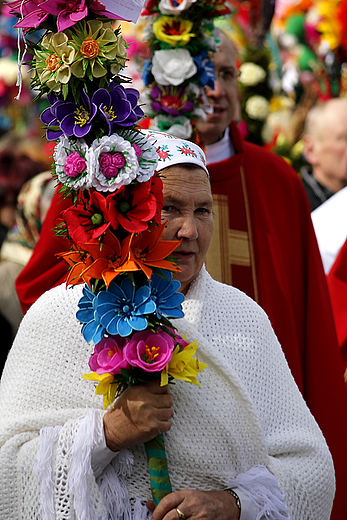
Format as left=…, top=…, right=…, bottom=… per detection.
left=215, top=68, right=241, bottom=84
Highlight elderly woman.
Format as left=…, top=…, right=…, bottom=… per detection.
left=0, top=133, right=334, bottom=520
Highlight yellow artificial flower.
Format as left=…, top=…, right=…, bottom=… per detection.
left=82, top=372, right=118, bottom=409
left=34, top=31, right=75, bottom=92
left=153, top=16, right=195, bottom=47
left=316, top=0, right=342, bottom=50
left=70, top=20, right=126, bottom=78
left=161, top=340, right=208, bottom=387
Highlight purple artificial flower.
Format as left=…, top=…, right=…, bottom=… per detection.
left=151, top=85, right=194, bottom=117
left=92, top=83, right=144, bottom=133
left=89, top=335, right=130, bottom=375
left=55, top=88, right=97, bottom=138
left=40, top=92, right=64, bottom=141
left=123, top=329, right=175, bottom=373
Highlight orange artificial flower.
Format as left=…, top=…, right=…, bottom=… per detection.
left=57, top=248, right=94, bottom=286
left=128, top=221, right=181, bottom=279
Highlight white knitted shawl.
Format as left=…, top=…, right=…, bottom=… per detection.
left=0, top=267, right=334, bottom=519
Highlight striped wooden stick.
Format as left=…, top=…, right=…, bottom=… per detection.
left=144, top=434, right=172, bottom=506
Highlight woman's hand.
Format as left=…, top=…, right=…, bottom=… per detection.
left=103, top=380, right=174, bottom=452
left=147, top=489, right=240, bottom=520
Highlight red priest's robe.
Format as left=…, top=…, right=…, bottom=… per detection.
left=205, top=122, right=347, bottom=520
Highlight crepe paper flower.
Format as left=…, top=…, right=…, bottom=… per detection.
left=88, top=134, right=140, bottom=192
left=42, top=0, right=88, bottom=32
left=151, top=49, right=197, bottom=86
left=245, top=95, right=270, bottom=121
left=150, top=114, right=193, bottom=139
left=55, top=88, right=97, bottom=138
left=61, top=190, right=111, bottom=245
left=95, top=277, right=157, bottom=337
left=82, top=372, right=117, bottom=409
left=152, top=16, right=195, bottom=47
left=40, top=93, right=65, bottom=141
left=128, top=221, right=181, bottom=279
left=142, top=58, right=155, bottom=87
left=158, top=0, right=197, bottom=15
left=123, top=329, right=175, bottom=372
left=70, top=20, right=124, bottom=78
left=34, top=31, right=75, bottom=93
left=77, top=230, right=139, bottom=288
left=57, top=244, right=95, bottom=286
left=239, top=62, right=266, bottom=87
left=54, top=136, right=91, bottom=189
left=149, top=270, right=184, bottom=319
left=11, top=0, right=49, bottom=30
left=89, top=335, right=130, bottom=374
left=76, top=283, right=106, bottom=344
left=161, top=339, right=208, bottom=386
left=193, top=49, right=215, bottom=89
left=151, top=85, right=194, bottom=116
left=92, top=84, right=143, bottom=134
left=107, top=174, right=163, bottom=233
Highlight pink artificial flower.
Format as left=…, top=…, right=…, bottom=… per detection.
left=111, top=152, right=126, bottom=168
left=132, top=144, right=142, bottom=158
left=41, top=0, right=88, bottom=32
left=123, top=329, right=175, bottom=373
left=89, top=336, right=130, bottom=375
left=103, top=165, right=120, bottom=179
left=64, top=151, right=86, bottom=178
left=12, top=0, right=49, bottom=30
left=99, top=152, right=112, bottom=169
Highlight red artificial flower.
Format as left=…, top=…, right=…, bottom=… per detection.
left=107, top=174, right=163, bottom=233
left=62, top=190, right=111, bottom=247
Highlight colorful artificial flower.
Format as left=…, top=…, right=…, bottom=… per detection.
left=152, top=16, right=195, bottom=47
left=161, top=339, right=208, bottom=386
left=193, top=49, right=215, bottom=89
left=88, top=335, right=130, bottom=374
left=92, top=83, right=144, bottom=134
left=158, top=0, right=197, bottom=15
left=149, top=269, right=184, bottom=318
left=55, top=88, right=97, bottom=138
left=82, top=371, right=117, bottom=408
left=96, top=277, right=157, bottom=337
left=11, top=0, right=116, bottom=32
left=54, top=136, right=91, bottom=189
left=128, top=221, right=181, bottom=279
left=40, top=93, right=65, bottom=141
left=61, top=189, right=111, bottom=245
left=149, top=114, right=193, bottom=138
left=123, top=329, right=175, bottom=372
left=107, top=174, right=163, bottom=233
left=69, top=20, right=125, bottom=78
left=89, top=134, right=143, bottom=192
left=76, top=283, right=106, bottom=343
left=151, top=49, right=197, bottom=86
left=74, top=229, right=139, bottom=287
left=150, top=85, right=194, bottom=116
left=34, top=31, right=75, bottom=93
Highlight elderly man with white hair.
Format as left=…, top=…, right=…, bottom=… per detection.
left=0, top=133, right=334, bottom=520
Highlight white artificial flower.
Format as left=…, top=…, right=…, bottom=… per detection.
left=0, top=58, right=30, bottom=85
left=152, top=49, right=197, bottom=86
left=158, top=0, right=197, bottom=15
left=245, top=95, right=269, bottom=121
left=150, top=114, right=193, bottom=139
left=239, top=62, right=266, bottom=87
left=88, top=134, right=139, bottom=192
left=127, top=130, right=159, bottom=182
left=54, top=136, right=91, bottom=190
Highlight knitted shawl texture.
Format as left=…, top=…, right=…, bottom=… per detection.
left=0, top=267, right=334, bottom=519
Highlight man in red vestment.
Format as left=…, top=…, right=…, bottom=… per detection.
left=195, top=32, right=347, bottom=520
left=16, top=32, right=347, bottom=519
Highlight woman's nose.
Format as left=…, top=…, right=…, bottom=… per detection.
left=176, top=215, right=198, bottom=240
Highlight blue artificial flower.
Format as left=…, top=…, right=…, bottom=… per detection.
left=95, top=277, right=156, bottom=337
left=149, top=270, right=185, bottom=319
left=193, top=50, right=216, bottom=89
left=76, top=284, right=106, bottom=344
left=40, top=92, right=64, bottom=141
left=142, top=58, right=154, bottom=87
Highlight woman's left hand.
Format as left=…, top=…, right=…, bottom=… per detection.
left=147, top=489, right=240, bottom=520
